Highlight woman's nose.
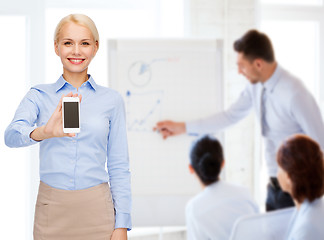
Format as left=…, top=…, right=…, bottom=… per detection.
left=72, top=44, right=81, bottom=55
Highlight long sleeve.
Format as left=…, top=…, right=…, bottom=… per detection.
left=186, top=86, right=253, bottom=134
left=4, top=89, right=40, bottom=148
left=106, top=94, right=132, bottom=230
left=290, top=90, right=324, bottom=150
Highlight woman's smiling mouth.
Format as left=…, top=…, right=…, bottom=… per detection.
left=68, top=58, right=85, bottom=64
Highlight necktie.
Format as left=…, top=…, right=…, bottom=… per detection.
left=261, top=87, right=268, bottom=135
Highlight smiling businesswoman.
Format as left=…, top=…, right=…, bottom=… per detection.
left=4, top=14, right=131, bottom=240
left=277, top=134, right=324, bottom=240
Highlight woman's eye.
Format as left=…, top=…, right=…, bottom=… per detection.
left=64, top=42, right=72, bottom=46
left=82, top=42, right=90, bottom=45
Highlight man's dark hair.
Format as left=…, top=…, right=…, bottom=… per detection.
left=234, top=29, right=275, bottom=63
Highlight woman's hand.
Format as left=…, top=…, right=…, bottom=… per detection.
left=30, top=92, right=82, bottom=141
left=110, top=228, right=127, bottom=240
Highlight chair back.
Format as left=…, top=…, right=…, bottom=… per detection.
left=229, top=207, right=294, bottom=240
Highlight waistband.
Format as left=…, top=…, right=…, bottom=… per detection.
left=38, top=181, right=110, bottom=202
left=39, top=181, right=108, bottom=193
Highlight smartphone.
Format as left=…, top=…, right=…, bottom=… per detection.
left=62, top=97, right=80, bottom=133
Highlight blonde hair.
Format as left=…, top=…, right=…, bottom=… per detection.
left=54, top=14, right=99, bottom=48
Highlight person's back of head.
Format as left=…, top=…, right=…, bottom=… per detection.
left=277, top=134, right=324, bottom=203
left=190, top=136, right=224, bottom=186
left=234, top=29, right=275, bottom=63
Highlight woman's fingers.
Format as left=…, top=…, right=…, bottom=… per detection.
left=66, top=92, right=73, bottom=97
left=63, top=133, right=76, bottom=138
left=57, top=92, right=79, bottom=112
left=55, top=94, right=65, bottom=113
left=71, top=93, right=82, bottom=103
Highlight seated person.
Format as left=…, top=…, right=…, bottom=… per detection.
left=276, top=134, right=324, bottom=240
left=186, top=136, right=258, bottom=240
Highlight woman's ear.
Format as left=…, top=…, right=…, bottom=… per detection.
left=286, top=174, right=293, bottom=190
left=93, top=41, right=99, bottom=56
left=188, top=164, right=195, bottom=174
left=283, top=174, right=293, bottom=197
left=54, top=41, right=59, bottom=56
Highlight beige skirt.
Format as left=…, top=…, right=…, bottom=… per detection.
left=34, top=181, right=115, bottom=240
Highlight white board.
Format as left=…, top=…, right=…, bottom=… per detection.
left=108, top=39, right=223, bottom=226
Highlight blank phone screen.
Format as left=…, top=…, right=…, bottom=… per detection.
left=64, top=102, right=79, bottom=128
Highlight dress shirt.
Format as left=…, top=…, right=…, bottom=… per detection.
left=186, top=64, right=324, bottom=176
left=285, top=198, right=324, bottom=240
left=5, top=75, right=132, bottom=229
left=186, top=181, right=258, bottom=240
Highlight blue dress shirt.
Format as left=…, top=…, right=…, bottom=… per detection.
left=186, top=64, right=324, bottom=176
left=285, top=198, right=324, bottom=240
left=5, top=75, right=132, bottom=230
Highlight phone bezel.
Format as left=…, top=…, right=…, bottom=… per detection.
left=62, top=97, right=81, bottom=133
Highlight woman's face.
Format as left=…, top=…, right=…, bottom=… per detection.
left=277, top=166, right=292, bottom=195
left=54, top=22, right=98, bottom=76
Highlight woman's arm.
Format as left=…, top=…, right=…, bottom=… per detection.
left=5, top=89, right=40, bottom=148
left=111, top=228, right=127, bottom=240
left=106, top=93, right=132, bottom=231
left=5, top=91, right=80, bottom=147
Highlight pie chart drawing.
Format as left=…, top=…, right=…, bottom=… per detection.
left=128, top=61, right=151, bottom=87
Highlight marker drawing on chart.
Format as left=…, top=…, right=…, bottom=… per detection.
left=126, top=90, right=164, bottom=132
left=128, top=57, right=179, bottom=87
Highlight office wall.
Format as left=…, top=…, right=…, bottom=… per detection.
left=108, top=39, right=224, bottom=226
left=186, top=0, right=260, bottom=200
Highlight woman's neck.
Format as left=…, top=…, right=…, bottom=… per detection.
left=63, top=71, right=89, bottom=90
left=294, top=198, right=305, bottom=210
left=200, top=179, right=220, bottom=190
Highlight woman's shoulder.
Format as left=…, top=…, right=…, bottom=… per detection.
left=23, top=83, right=57, bottom=102
left=291, top=200, right=324, bottom=240
left=31, top=82, right=56, bottom=93
left=304, top=198, right=324, bottom=218
left=186, top=192, right=204, bottom=216
left=292, top=199, right=324, bottom=234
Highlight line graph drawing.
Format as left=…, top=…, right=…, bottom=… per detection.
left=128, top=57, right=179, bottom=87
left=125, top=90, right=164, bottom=132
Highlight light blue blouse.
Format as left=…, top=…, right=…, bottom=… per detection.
left=285, top=198, right=324, bottom=240
left=5, top=75, right=132, bottom=229
left=186, top=181, right=258, bottom=240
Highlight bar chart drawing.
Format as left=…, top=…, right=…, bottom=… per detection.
left=125, top=90, right=164, bottom=132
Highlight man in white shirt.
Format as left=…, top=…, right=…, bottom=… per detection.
left=154, top=29, right=324, bottom=211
